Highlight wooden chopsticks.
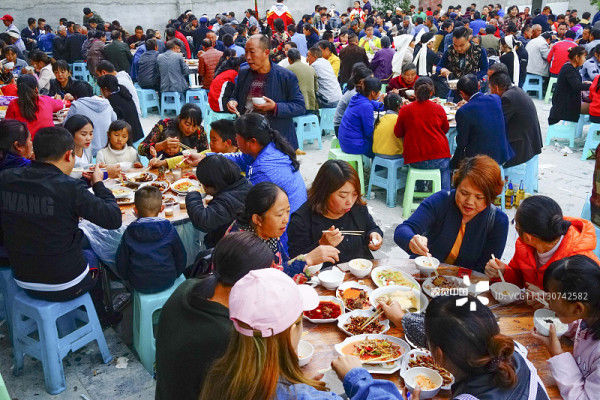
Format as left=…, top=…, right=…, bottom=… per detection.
left=358, top=309, right=384, bottom=330
left=321, top=230, right=364, bottom=236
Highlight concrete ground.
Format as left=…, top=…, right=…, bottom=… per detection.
left=0, top=97, right=594, bottom=399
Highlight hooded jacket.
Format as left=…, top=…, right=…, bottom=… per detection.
left=65, top=96, right=117, bottom=155
left=105, top=85, right=144, bottom=142
left=116, top=217, right=186, bottom=293
left=338, top=93, right=382, bottom=156
left=504, top=217, right=600, bottom=288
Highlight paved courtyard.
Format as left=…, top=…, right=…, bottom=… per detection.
left=0, top=97, right=595, bottom=399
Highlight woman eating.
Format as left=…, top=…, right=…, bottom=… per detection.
left=228, top=182, right=339, bottom=277
left=485, top=195, right=600, bottom=289
left=394, top=155, right=509, bottom=272
left=48, top=60, right=76, bottom=101
left=288, top=160, right=383, bottom=265
left=5, top=74, right=64, bottom=138
left=386, top=63, right=417, bottom=96
left=200, top=268, right=404, bottom=400
left=138, top=103, right=208, bottom=159
left=28, top=50, right=55, bottom=95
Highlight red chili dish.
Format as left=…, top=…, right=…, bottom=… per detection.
left=304, top=301, right=342, bottom=319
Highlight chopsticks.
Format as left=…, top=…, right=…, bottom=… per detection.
left=321, top=230, right=364, bottom=236
left=179, top=142, right=193, bottom=151
left=492, top=254, right=506, bottom=283
left=358, top=309, right=384, bottom=330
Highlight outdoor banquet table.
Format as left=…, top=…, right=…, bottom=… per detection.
left=301, top=259, right=569, bottom=399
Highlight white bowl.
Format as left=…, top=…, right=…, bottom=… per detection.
left=337, top=309, right=390, bottom=336
left=447, top=79, right=459, bottom=90
left=414, top=256, right=440, bottom=275
left=402, top=367, right=443, bottom=399
left=490, top=282, right=522, bottom=305
left=370, top=286, right=429, bottom=313
left=534, top=309, right=569, bottom=337
left=305, top=263, right=323, bottom=276
left=303, top=296, right=344, bottom=323
left=318, top=268, right=345, bottom=290
left=252, top=96, right=266, bottom=105
left=348, top=258, right=373, bottom=278
left=404, top=89, right=415, bottom=97
left=401, top=349, right=455, bottom=391
left=297, top=340, right=314, bottom=367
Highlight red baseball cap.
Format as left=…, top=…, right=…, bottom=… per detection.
left=1, top=15, right=14, bottom=22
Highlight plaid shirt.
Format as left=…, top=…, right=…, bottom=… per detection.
left=198, top=47, right=223, bottom=89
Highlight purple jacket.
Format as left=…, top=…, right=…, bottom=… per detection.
left=548, top=319, right=600, bottom=399
left=370, top=47, right=395, bottom=81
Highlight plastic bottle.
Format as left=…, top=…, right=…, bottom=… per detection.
left=515, top=180, right=525, bottom=207
left=505, top=181, right=514, bottom=209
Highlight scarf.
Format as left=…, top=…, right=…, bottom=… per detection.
left=414, top=36, right=435, bottom=76
left=392, top=34, right=413, bottom=76
left=504, top=34, right=520, bottom=85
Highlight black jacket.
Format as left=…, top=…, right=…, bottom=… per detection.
left=288, top=202, right=383, bottom=265
left=499, top=46, right=528, bottom=87
left=106, top=85, right=144, bottom=142
left=501, top=86, right=543, bottom=168
left=185, top=177, right=251, bottom=248
left=48, top=77, right=76, bottom=98
left=53, top=35, right=69, bottom=61
left=116, top=217, right=186, bottom=293
left=66, top=32, right=86, bottom=63
left=102, top=40, right=133, bottom=72
left=339, top=43, right=370, bottom=84
left=137, top=50, right=160, bottom=90
left=0, top=162, right=121, bottom=286
left=549, top=63, right=591, bottom=124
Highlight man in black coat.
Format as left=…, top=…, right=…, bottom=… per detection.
left=53, top=25, right=69, bottom=61
left=102, top=30, right=133, bottom=72
left=137, top=38, right=160, bottom=90
left=66, top=24, right=87, bottom=63
left=338, top=33, right=370, bottom=84
left=489, top=71, right=542, bottom=168
left=531, top=6, right=552, bottom=32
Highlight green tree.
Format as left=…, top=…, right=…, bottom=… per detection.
left=376, top=0, right=411, bottom=13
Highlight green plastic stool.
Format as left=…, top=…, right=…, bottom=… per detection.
left=133, top=275, right=186, bottom=375
left=0, top=372, right=9, bottom=400
left=328, top=140, right=365, bottom=194
left=402, top=168, right=442, bottom=219
left=544, top=77, right=558, bottom=103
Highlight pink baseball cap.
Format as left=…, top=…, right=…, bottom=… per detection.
left=229, top=268, right=319, bottom=337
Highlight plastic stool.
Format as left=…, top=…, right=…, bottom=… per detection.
left=160, top=92, right=183, bottom=117
left=203, top=110, right=237, bottom=133
left=133, top=274, right=186, bottom=374
left=0, top=267, right=21, bottom=341
left=0, top=372, right=9, bottom=400
left=319, top=108, right=336, bottom=135
left=447, top=127, right=458, bottom=155
left=12, top=292, right=112, bottom=395
left=71, top=62, right=89, bottom=81
left=577, top=114, right=589, bottom=139
left=581, top=199, right=600, bottom=259
left=367, top=157, right=407, bottom=207
left=582, top=123, right=600, bottom=160
left=522, top=74, right=544, bottom=99
left=546, top=120, right=578, bottom=147
left=293, top=114, right=322, bottom=151
left=185, top=88, right=206, bottom=107
left=544, top=76, right=558, bottom=103
left=136, top=88, right=160, bottom=117
left=330, top=137, right=341, bottom=149
left=402, top=168, right=442, bottom=219
left=328, top=147, right=365, bottom=194
left=503, top=155, right=539, bottom=194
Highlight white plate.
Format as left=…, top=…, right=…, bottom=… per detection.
left=140, top=180, right=170, bottom=193
left=370, top=286, right=429, bottom=313
left=364, top=359, right=402, bottom=374
left=334, top=334, right=410, bottom=364
left=421, top=275, right=469, bottom=298
left=336, top=282, right=373, bottom=311
left=115, top=195, right=135, bottom=205
left=303, top=296, right=344, bottom=324
left=110, top=187, right=134, bottom=199
left=337, top=309, right=390, bottom=336
left=401, top=349, right=455, bottom=391
left=371, top=266, right=420, bottom=289
left=125, top=171, right=157, bottom=183
left=171, top=178, right=202, bottom=195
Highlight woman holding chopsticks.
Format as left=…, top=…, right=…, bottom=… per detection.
left=287, top=160, right=383, bottom=265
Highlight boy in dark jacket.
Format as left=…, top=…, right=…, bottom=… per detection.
left=116, top=186, right=186, bottom=293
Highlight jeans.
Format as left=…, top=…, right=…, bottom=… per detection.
left=407, top=158, right=451, bottom=191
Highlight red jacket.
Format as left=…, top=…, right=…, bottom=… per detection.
left=5, top=96, right=64, bottom=138
left=504, top=217, right=600, bottom=288
left=0, top=84, right=17, bottom=96
left=394, top=99, right=450, bottom=164
left=386, top=75, right=415, bottom=92
left=174, top=31, right=191, bottom=59
left=589, top=75, right=600, bottom=117
left=547, top=39, right=576, bottom=75
left=208, top=69, right=238, bottom=112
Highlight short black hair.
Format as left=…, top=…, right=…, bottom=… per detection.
left=457, top=73, right=479, bottom=97
left=287, top=48, right=301, bottom=62
left=210, top=118, right=236, bottom=143
left=107, top=120, right=133, bottom=145
left=565, top=30, right=576, bottom=39
left=134, top=185, right=162, bottom=215
left=177, top=103, right=203, bottom=126
left=96, top=60, right=116, bottom=73
left=33, top=127, right=74, bottom=162
left=111, top=30, right=121, bottom=40
left=145, top=38, right=157, bottom=50
left=83, top=7, right=92, bottom=14
left=195, top=154, right=242, bottom=192
left=97, top=74, right=119, bottom=92
left=489, top=71, right=512, bottom=91
left=70, top=80, right=94, bottom=99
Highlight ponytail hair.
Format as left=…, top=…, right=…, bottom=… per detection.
left=425, top=295, right=517, bottom=389
left=234, top=113, right=299, bottom=171
left=568, top=45, right=587, bottom=60
left=16, top=74, right=39, bottom=122
left=414, top=76, right=434, bottom=102
left=515, top=195, right=571, bottom=242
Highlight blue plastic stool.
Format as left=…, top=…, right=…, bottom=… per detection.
left=447, top=127, right=457, bottom=155
left=522, top=74, right=544, bottom=99
left=402, top=168, right=442, bottom=218
left=133, top=275, right=186, bottom=374
left=0, top=267, right=21, bottom=341
left=576, top=114, right=589, bottom=139
left=503, top=155, right=539, bottom=194
left=546, top=120, right=578, bottom=147
left=367, top=157, right=407, bottom=208
left=582, top=123, right=600, bottom=160
left=581, top=199, right=600, bottom=259
left=319, top=108, right=336, bottom=135
left=293, top=114, right=322, bottom=151
left=71, top=62, right=89, bottom=81
left=185, top=88, right=206, bottom=107
left=136, top=88, right=160, bottom=117
left=203, top=110, right=237, bottom=134
left=160, top=92, right=183, bottom=117
left=12, top=292, right=112, bottom=394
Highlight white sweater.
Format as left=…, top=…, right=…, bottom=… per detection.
left=96, top=145, right=140, bottom=168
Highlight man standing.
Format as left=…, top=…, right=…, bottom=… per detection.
left=286, top=48, right=318, bottom=115
left=66, top=24, right=86, bottom=63
left=96, top=60, right=141, bottom=116
left=338, top=33, right=369, bottom=85
left=362, top=0, right=372, bottom=16
left=157, top=40, right=190, bottom=95
left=197, top=38, right=223, bottom=90
left=137, top=39, right=160, bottom=91
left=267, top=0, right=294, bottom=31
left=127, top=25, right=146, bottom=49
left=103, top=30, right=133, bottom=72
left=532, top=6, right=552, bottom=32
left=227, top=35, right=305, bottom=149
left=83, top=7, right=104, bottom=28
left=307, top=46, right=342, bottom=108
left=53, top=25, right=69, bottom=61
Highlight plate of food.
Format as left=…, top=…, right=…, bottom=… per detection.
left=115, top=195, right=135, bottom=205
left=162, top=195, right=178, bottom=207
left=337, top=309, right=390, bottom=336
left=422, top=275, right=469, bottom=298
left=110, top=187, right=134, bottom=199
left=371, top=266, right=420, bottom=289
left=336, top=282, right=373, bottom=311
left=401, top=349, right=455, bottom=390
left=171, top=178, right=203, bottom=195
left=141, top=180, right=169, bottom=193
left=363, top=359, right=403, bottom=374
left=125, top=171, right=156, bottom=183
left=370, top=286, right=429, bottom=313
left=303, top=296, right=344, bottom=324
left=334, top=334, right=410, bottom=364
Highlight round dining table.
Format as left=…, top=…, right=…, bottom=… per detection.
left=301, top=259, right=568, bottom=399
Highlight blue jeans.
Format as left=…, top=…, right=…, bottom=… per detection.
left=407, top=158, right=451, bottom=191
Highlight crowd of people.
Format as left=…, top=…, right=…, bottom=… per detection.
left=1, top=2, right=600, bottom=400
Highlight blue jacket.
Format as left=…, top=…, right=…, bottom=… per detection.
left=0, top=153, right=31, bottom=171
left=116, top=217, right=186, bottom=293
left=275, top=368, right=403, bottom=399
left=470, top=19, right=487, bottom=35
left=451, top=92, right=514, bottom=169
left=338, top=93, right=384, bottom=156
left=394, top=190, right=509, bottom=272
left=37, top=32, right=56, bottom=52
left=229, top=63, right=306, bottom=149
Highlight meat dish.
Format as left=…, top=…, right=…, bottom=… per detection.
left=341, top=338, right=404, bottom=362
left=340, top=288, right=370, bottom=310
left=408, top=354, right=453, bottom=386
left=343, top=316, right=385, bottom=335
left=304, top=301, right=342, bottom=320
left=133, top=172, right=153, bottom=182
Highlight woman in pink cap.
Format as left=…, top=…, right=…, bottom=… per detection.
left=200, top=268, right=404, bottom=400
